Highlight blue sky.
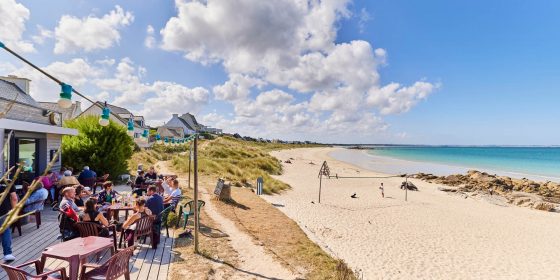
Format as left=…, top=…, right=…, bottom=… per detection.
left=1, top=0, right=559, bottom=145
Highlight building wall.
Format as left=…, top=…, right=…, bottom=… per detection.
left=46, top=134, right=62, bottom=172
left=2, top=101, right=59, bottom=126
left=166, top=117, right=195, bottom=134
left=80, top=106, right=127, bottom=127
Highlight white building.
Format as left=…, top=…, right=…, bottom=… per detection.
left=0, top=75, right=78, bottom=181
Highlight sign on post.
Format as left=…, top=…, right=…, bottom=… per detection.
left=214, top=178, right=224, bottom=196
left=256, top=177, right=264, bottom=195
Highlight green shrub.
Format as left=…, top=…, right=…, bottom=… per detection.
left=62, top=115, right=134, bottom=178
left=167, top=211, right=179, bottom=227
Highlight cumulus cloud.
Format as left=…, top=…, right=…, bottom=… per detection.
left=53, top=5, right=134, bottom=54
left=160, top=0, right=438, bottom=139
left=144, top=25, right=156, bottom=48
left=0, top=0, right=34, bottom=52
left=31, top=25, right=53, bottom=45
left=367, top=81, right=439, bottom=115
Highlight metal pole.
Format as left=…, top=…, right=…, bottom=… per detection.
left=318, top=174, right=322, bottom=203
left=188, top=144, right=192, bottom=189
left=193, top=136, right=199, bottom=253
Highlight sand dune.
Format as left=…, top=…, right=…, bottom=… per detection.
left=264, top=148, right=560, bottom=280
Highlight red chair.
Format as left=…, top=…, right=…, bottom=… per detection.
left=0, top=259, right=68, bottom=280
left=119, top=215, right=155, bottom=249
left=75, top=222, right=118, bottom=251
left=80, top=246, right=134, bottom=280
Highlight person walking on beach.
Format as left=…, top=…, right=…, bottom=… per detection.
left=379, top=183, right=384, bottom=198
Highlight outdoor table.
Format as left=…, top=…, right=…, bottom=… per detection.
left=39, top=236, right=114, bottom=280
left=107, top=203, right=134, bottom=221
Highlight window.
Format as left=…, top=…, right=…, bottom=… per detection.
left=17, top=139, right=37, bottom=174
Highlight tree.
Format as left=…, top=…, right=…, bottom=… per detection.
left=62, top=115, right=134, bottom=178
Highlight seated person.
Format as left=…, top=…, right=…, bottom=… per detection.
left=122, top=199, right=152, bottom=247
left=74, top=185, right=91, bottom=208
left=80, top=198, right=110, bottom=237
left=145, top=166, right=158, bottom=180
left=161, top=176, right=173, bottom=196
left=97, top=182, right=119, bottom=204
left=78, top=166, right=97, bottom=181
left=58, top=170, right=79, bottom=186
left=135, top=171, right=146, bottom=187
left=40, top=171, right=55, bottom=203
left=59, top=187, right=81, bottom=213
left=146, top=186, right=164, bottom=248
left=22, top=181, right=49, bottom=213
left=163, top=179, right=181, bottom=208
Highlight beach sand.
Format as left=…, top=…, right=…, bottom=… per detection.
left=264, top=147, right=560, bottom=280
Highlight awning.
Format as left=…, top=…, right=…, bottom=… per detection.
left=0, top=119, right=78, bottom=136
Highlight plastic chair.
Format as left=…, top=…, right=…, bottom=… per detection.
left=157, top=206, right=174, bottom=237
left=75, top=222, right=118, bottom=251
left=119, top=215, right=155, bottom=248
left=11, top=199, right=44, bottom=236
left=180, top=200, right=205, bottom=229
left=1, top=259, right=67, bottom=280
left=80, top=246, right=134, bottom=280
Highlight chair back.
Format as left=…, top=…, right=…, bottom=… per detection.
left=80, top=177, right=97, bottom=187
left=75, top=222, right=102, bottom=237
left=186, top=200, right=205, bottom=214
left=0, top=263, right=27, bottom=280
left=98, top=174, right=110, bottom=182
left=134, top=215, right=155, bottom=238
left=105, top=246, right=134, bottom=280
left=158, top=206, right=174, bottom=226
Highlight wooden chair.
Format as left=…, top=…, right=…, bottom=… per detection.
left=94, top=174, right=110, bottom=194
left=80, top=246, right=134, bottom=280
left=75, top=222, right=118, bottom=251
left=180, top=200, right=205, bottom=229
left=11, top=199, right=44, bottom=236
left=119, top=215, right=155, bottom=248
left=0, top=259, right=67, bottom=280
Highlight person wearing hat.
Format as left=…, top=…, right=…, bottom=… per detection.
left=59, top=187, right=81, bottom=213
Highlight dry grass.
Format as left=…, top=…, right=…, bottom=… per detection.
left=534, top=202, right=556, bottom=212
left=171, top=136, right=322, bottom=194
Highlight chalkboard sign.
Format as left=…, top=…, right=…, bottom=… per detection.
left=214, top=179, right=224, bottom=196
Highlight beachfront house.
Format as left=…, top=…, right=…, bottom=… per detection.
left=164, top=113, right=222, bottom=135
left=156, top=126, right=185, bottom=140
left=39, top=101, right=82, bottom=123
left=78, top=102, right=150, bottom=147
left=0, top=75, right=78, bottom=181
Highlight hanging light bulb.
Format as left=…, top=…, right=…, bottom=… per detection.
left=155, top=134, right=161, bottom=144
left=58, top=83, right=73, bottom=109
left=142, top=129, right=149, bottom=142
left=98, top=102, right=110, bottom=126
left=164, top=137, right=169, bottom=145
left=127, top=119, right=134, bottom=136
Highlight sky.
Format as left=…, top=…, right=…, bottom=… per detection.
left=1, top=0, right=559, bottom=145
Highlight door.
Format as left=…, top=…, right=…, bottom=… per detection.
left=15, top=138, right=39, bottom=182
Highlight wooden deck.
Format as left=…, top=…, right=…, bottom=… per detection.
left=0, top=208, right=175, bottom=280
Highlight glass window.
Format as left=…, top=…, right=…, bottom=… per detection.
left=18, top=139, right=37, bottom=174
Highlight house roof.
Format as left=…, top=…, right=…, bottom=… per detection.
left=157, top=126, right=183, bottom=138
left=0, top=79, right=41, bottom=108
left=94, top=101, right=132, bottom=115
left=39, top=102, right=82, bottom=121
left=178, top=113, right=201, bottom=131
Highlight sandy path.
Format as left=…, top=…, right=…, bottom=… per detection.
left=265, top=148, right=560, bottom=280
left=157, top=161, right=296, bottom=280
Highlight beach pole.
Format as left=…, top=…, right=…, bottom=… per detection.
left=193, top=135, right=199, bottom=254
left=404, top=177, right=408, bottom=201
left=318, top=173, right=322, bottom=203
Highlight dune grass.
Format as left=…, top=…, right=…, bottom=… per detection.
left=170, top=136, right=321, bottom=194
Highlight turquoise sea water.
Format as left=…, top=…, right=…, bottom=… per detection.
left=367, top=146, right=560, bottom=180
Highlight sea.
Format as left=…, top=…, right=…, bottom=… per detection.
left=329, top=146, right=560, bottom=183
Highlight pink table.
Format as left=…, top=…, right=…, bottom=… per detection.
left=39, top=236, right=115, bottom=280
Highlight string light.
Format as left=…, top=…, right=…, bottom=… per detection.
left=127, top=119, right=135, bottom=136
left=58, top=83, right=73, bottom=109
left=98, top=102, right=110, bottom=126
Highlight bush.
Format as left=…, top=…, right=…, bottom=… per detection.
left=62, top=115, right=134, bottom=178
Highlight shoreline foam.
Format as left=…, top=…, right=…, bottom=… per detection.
left=264, top=147, right=560, bottom=279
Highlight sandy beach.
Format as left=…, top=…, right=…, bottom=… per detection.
left=264, top=147, right=560, bottom=280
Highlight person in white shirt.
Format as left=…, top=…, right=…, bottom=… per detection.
left=163, top=179, right=181, bottom=207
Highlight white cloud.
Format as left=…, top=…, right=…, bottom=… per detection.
left=53, top=5, right=134, bottom=54
left=0, top=0, right=34, bottom=52
left=367, top=81, right=439, bottom=115
left=159, top=0, right=438, bottom=139
left=144, top=25, right=156, bottom=48
left=358, top=8, right=372, bottom=33
left=31, top=25, right=53, bottom=45
left=138, top=82, right=209, bottom=122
